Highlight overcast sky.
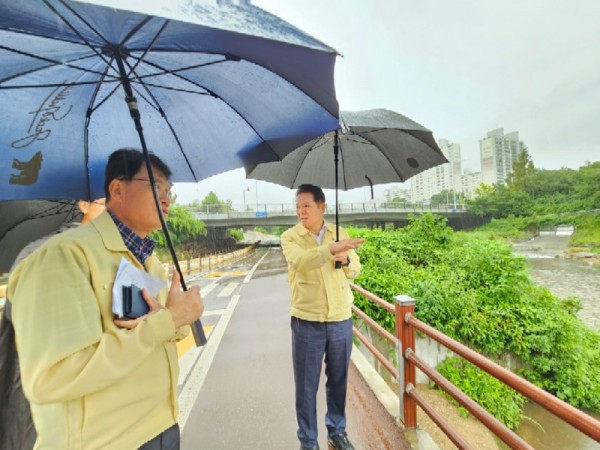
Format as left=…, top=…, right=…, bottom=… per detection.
left=173, top=0, right=600, bottom=205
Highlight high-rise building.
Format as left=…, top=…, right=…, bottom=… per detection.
left=382, top=186, right=412, bottom=203
left=461, top=169, right=482, bottom=199
left=480, top=128, right=526, bottom=185
left=410, top=139, right=461, bottom=202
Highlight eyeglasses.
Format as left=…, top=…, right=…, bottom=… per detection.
left=126, top=177, right=173, bottom=197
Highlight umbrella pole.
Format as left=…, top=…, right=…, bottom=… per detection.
left=115, top=53, right=207, bottom=346
left=334, top=130, right=342, bottom=269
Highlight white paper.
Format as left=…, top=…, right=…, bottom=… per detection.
left=112, top=258, right=166, bottom=317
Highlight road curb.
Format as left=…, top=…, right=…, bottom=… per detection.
left=351, top=344, right=400, bottom=420
left=351, top=344, right=439, bottom=450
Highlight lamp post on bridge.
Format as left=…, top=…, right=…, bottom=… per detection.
left=243, top=187, right=249, bottom=212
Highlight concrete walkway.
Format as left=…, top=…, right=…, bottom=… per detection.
left=178, top=251, right=410, bottom=449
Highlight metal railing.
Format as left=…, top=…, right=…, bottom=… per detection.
left=161, top=244, right=258, bottom=277
left=349, top=283, right=600, bottom=449
left=190, top=202, right=465, bottom=220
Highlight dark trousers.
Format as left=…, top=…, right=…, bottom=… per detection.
left=138, top=424, right=180, bottom=450
left=291, top=317, right=353, bottom=447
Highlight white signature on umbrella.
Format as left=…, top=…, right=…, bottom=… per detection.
left=9, top=83, right=73, bottom=185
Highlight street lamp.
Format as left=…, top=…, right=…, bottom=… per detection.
left=243, top=187, right=250, bottom=212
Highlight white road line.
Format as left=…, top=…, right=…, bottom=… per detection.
left=199, top=281, right=218, bottom=296
left=178, top=294, right=240, bottom=430
left=217, top=282, right=238, bottom=297
left=243, top=248, right=270, bottom=284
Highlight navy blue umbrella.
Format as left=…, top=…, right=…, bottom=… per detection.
left=0, top=0, right=339, bottom=201
left=0, top=0, right=340, bottom=345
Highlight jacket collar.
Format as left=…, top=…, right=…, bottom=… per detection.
left=92, top=210, right=128, bottom=253
left=294, top=221, right=335, bottom=238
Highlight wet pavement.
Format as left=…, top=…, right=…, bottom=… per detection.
left=177, top=248, right=410, bottom=449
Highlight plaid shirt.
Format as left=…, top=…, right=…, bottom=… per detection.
left=108, top=212, right=155, bottom=265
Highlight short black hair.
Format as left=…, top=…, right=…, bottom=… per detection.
left=296, top=184, right=325, bottom=203
left=104, top=148, right=172, bottom=200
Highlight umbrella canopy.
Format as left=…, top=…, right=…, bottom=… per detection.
left=246, top=108, right=448, bottom=251
left=0, top=0, right=340, bottom=202
left=0, top=0, right=341, bottom=346
left=0, top=200, right=81, bottom=273
left=246, top=108, right=447, bottom=191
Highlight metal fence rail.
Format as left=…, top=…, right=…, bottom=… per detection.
left=348, top=283, right=600, bottom=448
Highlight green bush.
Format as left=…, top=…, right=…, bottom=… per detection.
left=229, top=228, right=244, bottom=241
left=350, top=214, right=600, bottom=428
left=436, top=357, right=526, bottom=429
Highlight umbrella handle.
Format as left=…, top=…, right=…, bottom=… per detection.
left=334, top=130, right=342, bottom=270
left=142, top=152, right=208, bottom=347
left=115, top=50, right=207, bottom=346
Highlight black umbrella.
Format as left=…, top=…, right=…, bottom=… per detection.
left=0, top=0, right=341, bottom=345
left=246, top=108, right=449, bottom=265
left=0, top=200, right=81, bottom=274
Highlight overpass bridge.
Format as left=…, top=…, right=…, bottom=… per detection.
left=191, top=202, right=489, bottom=232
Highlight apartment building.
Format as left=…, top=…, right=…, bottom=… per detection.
left=410, top=139, right=461, bottom=202
left=480, top=128, right=526, bottom=185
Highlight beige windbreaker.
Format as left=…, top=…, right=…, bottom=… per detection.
left=8, top=211, right=188, bottom=449
left=281, top=221, right=361, bottom=322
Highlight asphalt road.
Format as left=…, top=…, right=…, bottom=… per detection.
left=177, top=248, right=410, bottom=449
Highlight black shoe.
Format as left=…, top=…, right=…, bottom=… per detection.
left=328, top=432, right=355, bottom=450
left=300, top=445, right=319, bottom=450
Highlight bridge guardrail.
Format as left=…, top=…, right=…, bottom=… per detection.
left=190, top=202, right=465, bottom=220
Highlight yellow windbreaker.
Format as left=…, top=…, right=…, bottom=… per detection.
left=8, top=211, right=188, bottom=449
left=281, top=222, right=361, bottom=322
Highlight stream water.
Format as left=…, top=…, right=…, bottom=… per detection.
left=512, top=235, right=600, bottom=449
left=512, top=235, right=600, bottom=330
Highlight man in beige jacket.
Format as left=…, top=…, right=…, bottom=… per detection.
left=0, top=198, right=105, bottom=450
left=281, top=184, right=365, bottom=450
left=8, top=148, right=203, bottom=449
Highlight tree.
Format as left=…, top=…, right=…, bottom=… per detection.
left=506, top=148, right=535, bottom=191
left=574, top=161, right=600, bottom=209
left=430, top=189, right=455, bottom=207
left=199, top=191, right=234, bottom=213
left=466, top=184, right=533, bottom=218
left=151, top=204, right=206, bottom=247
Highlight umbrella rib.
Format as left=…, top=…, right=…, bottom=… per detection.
left=125, top=59, right=198, bottom=180
left=0, top=201, right=77, bottom=240
left=0, top=80, right=118, bottom=90
left=123, top=18, right=168, bottom=79
left=45, top=0, right=156, bottom=86
left=83, top=62, right=115, bottom=199
left=128, top=54, right=231, bottom=81
left=288, top=134, right=333, bottom=187
left=353, top=132, right=408, bottom=183
left=44, top=0, right=118, bottom=73
left=129, top=59, right=281, bottom=162
left=0, top=46, right=118, bottom=86
left=131, top=82, right=212, bottom=96
left=51, top=0, right=111, bottom=46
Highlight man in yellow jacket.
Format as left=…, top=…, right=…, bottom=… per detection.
left=8, top=148, right=204, bottom=449
left=0, top=198, right=105, bottom=450
left=281, top=184, right=365, bottom=450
